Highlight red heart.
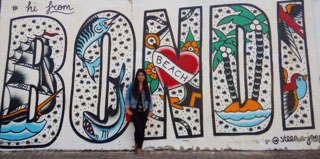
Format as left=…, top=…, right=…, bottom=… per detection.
left=154, top=46, right=199, bottom=89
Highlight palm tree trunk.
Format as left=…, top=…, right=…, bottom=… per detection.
left=222, top=53, right=238, bottom=103
left=251, top=30, right=264, bottom=101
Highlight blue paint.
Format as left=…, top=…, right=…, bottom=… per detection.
left=216, top=109, right=271, bottom=127
left=75, top=16, right=115, bottom=81
left=83, top=64, right=126, bottom=141
left=296, top=75, right=307, bottom=99
left=0, top=120, right=46, bottom=140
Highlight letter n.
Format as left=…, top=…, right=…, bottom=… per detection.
left=143, top=7, right=203, bottom=139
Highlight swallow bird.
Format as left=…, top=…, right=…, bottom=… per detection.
left=278, top=4, right=304, bottom=62
left=281, top=68, right=307, bottom=119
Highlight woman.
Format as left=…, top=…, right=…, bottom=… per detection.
left=125, top=69, right=153, bottom=154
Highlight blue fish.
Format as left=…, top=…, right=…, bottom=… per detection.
left=82, top=64, right=126, bottom=141
left=75, top=15, right=117, bottom=81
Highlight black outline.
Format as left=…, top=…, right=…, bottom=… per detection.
left=0, top=15, right=67, bottom=149
left=69, top=10, right=134, bottom=143
left=209, top=4, right=274, bottom=136
left=143, top=6, right=203, bottom=140
left=278, top=0, right=315, bottom=131
left=27, top=85, right=39, bottom=122
left=142, top=9, right=167, bottom=140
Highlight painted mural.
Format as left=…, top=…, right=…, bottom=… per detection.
left=0, top=0, right=319, bottom=150
left=70, top=11, right=135, bottom=143
left=278, top=1, right=315, bottom=130
left=210, top=4, right=273, bottom=135
left=143, top=7, right=203, bottom=139
left=0, top=16, right=66, bottom=148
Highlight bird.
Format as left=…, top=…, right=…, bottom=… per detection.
left=281, top=68, right=307, bottom=119
left=278, top=3, right=304, bottom=62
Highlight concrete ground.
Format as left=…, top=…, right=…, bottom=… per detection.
left=0, top=150, right=319, bottom=159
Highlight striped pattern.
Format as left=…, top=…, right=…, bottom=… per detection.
left=251, top=30, right=264, bottom=101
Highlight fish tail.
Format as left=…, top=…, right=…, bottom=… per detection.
left=109, top=63, right=125, bottom=87
left=85, top=57, right=101, bottom=81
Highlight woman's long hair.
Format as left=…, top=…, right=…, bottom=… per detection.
left=132, top=69, right=150, bottom=102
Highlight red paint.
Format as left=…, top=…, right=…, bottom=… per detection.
left=155, top=46, right=199, bottom=89
left=278, top=5, right=304, bottom=39
left=43, top=31, right=59, bottom=37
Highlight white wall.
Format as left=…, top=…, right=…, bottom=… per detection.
left=313, top=0, right=320, bottom=79
left=0, top=0, right=319, bottom=150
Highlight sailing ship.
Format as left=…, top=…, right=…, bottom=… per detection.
left=1, top=34, right=61, bottom=125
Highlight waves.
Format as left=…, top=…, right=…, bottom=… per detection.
left=216, top=109, right=271, bottom=127
left=0, top=120, right=47, bottom=140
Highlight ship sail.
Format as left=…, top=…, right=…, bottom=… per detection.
left=1, top=35, right=59, bottom=125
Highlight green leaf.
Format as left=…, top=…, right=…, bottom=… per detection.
left=211, top=41, right=225, bottom=53
left=150, top=79, right=159, bottom=94
left=230, top=6, right=255, bottom=20
left=224, top=43, right=236, bottom=50
left=213, top=28, right=227, bottom=40
left=226, top=37, right=236, bottom=44
left=243, top=24, right=252, bottom=32
left=260, top=23, right=269, bottom=34
left=144, top=61, right=151, bottom=70
left=217, top=16, right=233, bottom=26
left=196, top=41, right=201, bottom=48
left=227, top=29, right=237, bottom=36
left=218, top=15, right=252, bottom=27
left=179, top=41, right=185, bottom=50
left=245, top=39, right=252, bottom=43
left=255, top=13, right=266, bottom=23
left=146, top=74, right=152, bottom=83
left=212, top=50, right=223, bottom=71
left=185, top=28, right=195, bottom=43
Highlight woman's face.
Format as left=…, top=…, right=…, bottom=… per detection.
left=137, top=72, right=145, bottom=83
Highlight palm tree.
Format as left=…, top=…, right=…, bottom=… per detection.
left=212, top=29, right=239, bottom=104
left=212, top=5, right=270, bottom=111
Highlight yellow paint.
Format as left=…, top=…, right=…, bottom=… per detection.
left=224, top=99, right=263, bottom=112
left=190, top=92, right=202, bottom=107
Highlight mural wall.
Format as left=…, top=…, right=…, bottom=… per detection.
left=143, top=7, right=203, bottom=139
left=0, top=0, right=319, bottom=150
left=278, top=1, right=315, bottom=130
left=210, top=4, right=273, bottom=135
left=70, top=10, right=135, bottom=143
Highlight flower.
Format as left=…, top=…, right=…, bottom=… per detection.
left=146, top=63, right=157, bottom=80
left=182, top=41, right=199, bottom=54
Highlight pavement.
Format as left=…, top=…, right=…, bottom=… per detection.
left=0, top=150, right=320, bottom=159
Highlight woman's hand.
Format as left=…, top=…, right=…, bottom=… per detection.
left=147, top=111, right=153, bottom=117
left=126, top=108, right=132, bottom=116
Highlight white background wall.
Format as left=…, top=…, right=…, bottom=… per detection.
left=0, top=0, right=319, bottom=151
left=313, top=0, right=320, bottom=79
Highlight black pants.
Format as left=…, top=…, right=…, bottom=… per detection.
left=131, top=109, right=148, bottom=149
